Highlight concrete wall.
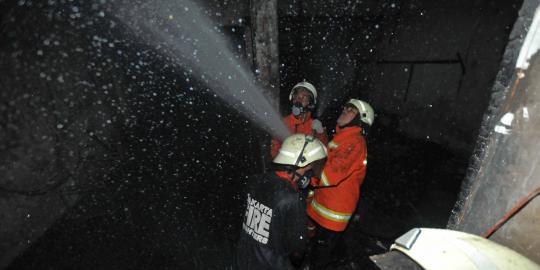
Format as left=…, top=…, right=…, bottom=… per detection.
left=0, top=2, right=132, bottom=267
left=449, top=0, right=540, bottom=263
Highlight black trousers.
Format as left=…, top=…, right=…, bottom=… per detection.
left=308, top=221, right=344, bottom=269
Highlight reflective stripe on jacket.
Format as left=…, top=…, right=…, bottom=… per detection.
left=307, top=126, right=367, bottom=232
left=271, top=113, right=328, bottom=159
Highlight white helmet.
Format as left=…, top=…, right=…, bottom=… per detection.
left=289, top=81, right=318, bottom=104
left=273, top=134, right=327, bottom=167
left=347, top=99, right=375, bottom=126
left=378, top=228, right=540, bottom=270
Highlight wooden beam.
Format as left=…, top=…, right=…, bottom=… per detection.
left=250, top=0, right=280, bottom=110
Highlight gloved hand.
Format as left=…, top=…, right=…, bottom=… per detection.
left=311, top=119, right=324, bottom=134
left=306, top=189, right=315, bottom=204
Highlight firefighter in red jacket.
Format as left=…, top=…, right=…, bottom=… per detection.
left=271, top=81, right=328, bottom=159
left=306, top=99, right=375, bottom=269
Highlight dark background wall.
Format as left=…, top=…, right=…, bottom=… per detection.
left=278, top=0, right=521, bottom=156
left=0, top=0, right=260, bottom=268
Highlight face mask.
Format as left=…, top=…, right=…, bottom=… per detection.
left=291, top=102, right=307, bottom=117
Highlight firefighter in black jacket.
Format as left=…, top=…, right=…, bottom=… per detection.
left=236, top=134, right=327, bottom=269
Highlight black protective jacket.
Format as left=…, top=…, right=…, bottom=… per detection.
left=236, top=172, right=308, bottom=270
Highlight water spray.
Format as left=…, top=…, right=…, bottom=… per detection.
left=114, top=0, right=289, bottom=140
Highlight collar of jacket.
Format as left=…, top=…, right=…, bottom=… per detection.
left=334, top=125, right=363, bottom=140
left=287, top=111, right=312, bottom=125
left=274, top=170, right=298, bottom=190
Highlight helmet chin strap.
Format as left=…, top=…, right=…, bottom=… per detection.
left=340, top=113, right=362, bottom=129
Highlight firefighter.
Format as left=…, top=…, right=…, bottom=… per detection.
left=236, top=134, right=327, bottom=270
left=271, top=81, right=328, bottom=159
left=306, top=99, right=375, bottom=269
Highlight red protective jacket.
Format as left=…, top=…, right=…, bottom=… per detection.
left=306, top=126, right=367, bottom=232
left=271, top=113, right=328, bottom=159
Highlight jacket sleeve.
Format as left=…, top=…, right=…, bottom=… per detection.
left=319, top=142, right=365, bottom=187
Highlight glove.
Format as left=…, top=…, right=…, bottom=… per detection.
left=306, top=189, right=315, bottom=204
left=311, top=119, right=324, bottom=134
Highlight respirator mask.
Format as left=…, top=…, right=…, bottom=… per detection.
left=291, top=102, right=307, bottom=117
left=297, top=169, right=313, bottom=189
